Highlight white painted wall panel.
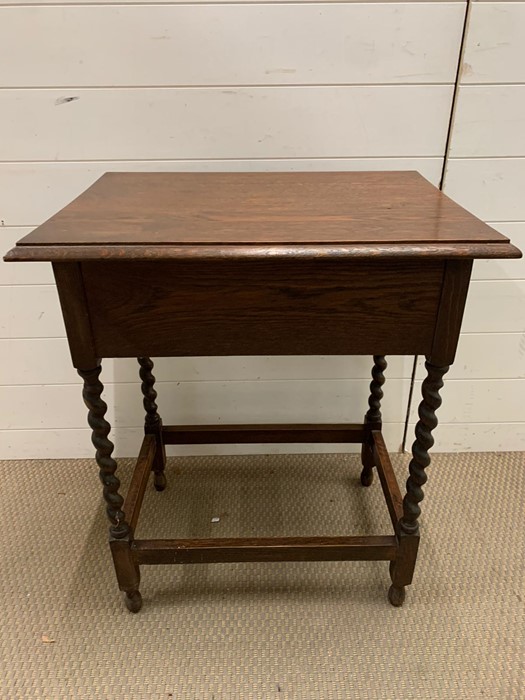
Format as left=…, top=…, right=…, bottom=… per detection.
left=0, top=339, right=414, bottom=386
left=444, top=158, right=525, bottom=221
left=2, top=0, right=506, bottom=458
left=446, top=5, right=525, bottom=464
left=0, top=159, right=443, bottom=228
left=0, top=228, right=51, bottom=284
left=441, top=0, right=525, bottom=452
left=1, top=379, right=411, bottom=430
left=472, top=223, right=525, bottom=279
left=442, top=332, right=525, bottom=379
left=0, top=285, right=64, bottom=339
left=0, top=423, right=407, bottom=460
left=462, top=3, right=525, bottom=83
left=0, top=4, right=464, bottom=87
left=0, top=86, right=453, bottom=161
left=410, top=378, right=525, bottom=423
left=450, top=86, right=525, bottom=157
left=461, top=280, right=525, bottom=333
left=0, top=0, right=465, bottom=5
left=21, top=282, right=522, bottom=378
left=406, top=423, right=525, bottom=453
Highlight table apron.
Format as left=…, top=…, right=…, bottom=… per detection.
left=64, top=258, right=446, bottom=361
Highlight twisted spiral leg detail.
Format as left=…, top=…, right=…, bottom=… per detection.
left=137, top=357, right=167, bottom=491
left=78, top=366, right=130, bottom=539
left=400, top=361, right=449, bottom=535
left=365, top=355, right=387, bottom=424
left=138, top=357, right=160, bottom=428
left=361, top=356, right=387, bottom=486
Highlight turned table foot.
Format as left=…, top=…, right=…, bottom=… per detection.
left=124, top=590, right=143, bottom=613
left=388, top=584, right=406, bottom=607
left=153, top=472, right=167, bottom=492
left=360, top=466, right=374, bottom=487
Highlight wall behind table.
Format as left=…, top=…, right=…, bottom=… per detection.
left=409, top=1, right=525, bottom=452
left=1, top=0, right=504, bottom=458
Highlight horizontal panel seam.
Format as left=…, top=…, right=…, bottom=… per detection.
left=5, top=277, right=523, bottom=286
left=3, top=421, right=525, bottom=431
left=469, top=279, right=525, bottom=284
left=0, top=422, right=409, bottom=433
left=0, top=1, right=468, bottom=7
left=416, top=382, right=525, bottom=386
left=0, top=83, right=456, bottom=90
left=0, top=156, right=444, bottom=165
left=1, top=331, right=523, bottom=341
left=447, top=156, right=525, bottom=161
left=1, top=379, right=521, bottom=387
left=4, top=378, right=524, bottom=388
left=0, top=378, right=413, bottom=387
left=5, top=279, right=525, bottom=289
left=406, top=421, right=525, bottom=426
left=459, top=83, right=525, bottom=88
left=459, top=331, right=525, bottom=335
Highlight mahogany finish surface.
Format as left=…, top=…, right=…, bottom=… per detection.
left=6, top=171, right=522, bottom=261
left=161, top=424, right=366, bottom=445
left=81, top=258, right=443, bottom=358
left=132, top=536, right=398, bottom=565
left=4, top=171, right=522, bottom=612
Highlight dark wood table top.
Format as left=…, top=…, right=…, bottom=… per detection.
left=5, top=171, right=522, bottom=262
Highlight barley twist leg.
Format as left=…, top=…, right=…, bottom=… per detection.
left=360, top=355, right=387, bottom=486
left=388, top=360, right=448, bottom=606
left=138, top=357, right=167, bottom=491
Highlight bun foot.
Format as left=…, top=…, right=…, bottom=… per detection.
left=360, top=467, right=374, bottom=487
left=124, top=590, right=143, bottom=613
left=154, top=472, right=166, bottom=491
left=388, top=584, right=406, bottom=607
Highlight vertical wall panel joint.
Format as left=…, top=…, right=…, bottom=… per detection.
left=404, top=1, right=473, bottom=452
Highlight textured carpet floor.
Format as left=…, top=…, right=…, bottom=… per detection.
left=0, top=452, right=523, bottom=700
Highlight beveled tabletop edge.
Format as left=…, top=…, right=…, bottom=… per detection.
left=4, top=241, right=522, bottom=263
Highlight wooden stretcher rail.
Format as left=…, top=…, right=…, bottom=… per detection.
left=162, top=423, right=365, bottom=445
left=132, top=536, right=398, bottom=564
left=372, top=430, right=404, bottom=529
left=122, top=435, right=156, bottom=532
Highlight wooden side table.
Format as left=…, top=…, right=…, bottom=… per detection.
left=5, top=172, right=521, bottom=612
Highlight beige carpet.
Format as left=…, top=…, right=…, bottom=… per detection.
left=0, top=451, right=523, bottom=699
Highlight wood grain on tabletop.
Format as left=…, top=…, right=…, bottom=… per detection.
left=13, top=171, right=511, bottom=248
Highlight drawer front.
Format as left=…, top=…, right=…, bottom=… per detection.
left=80, top=258, right=444, bottom=357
